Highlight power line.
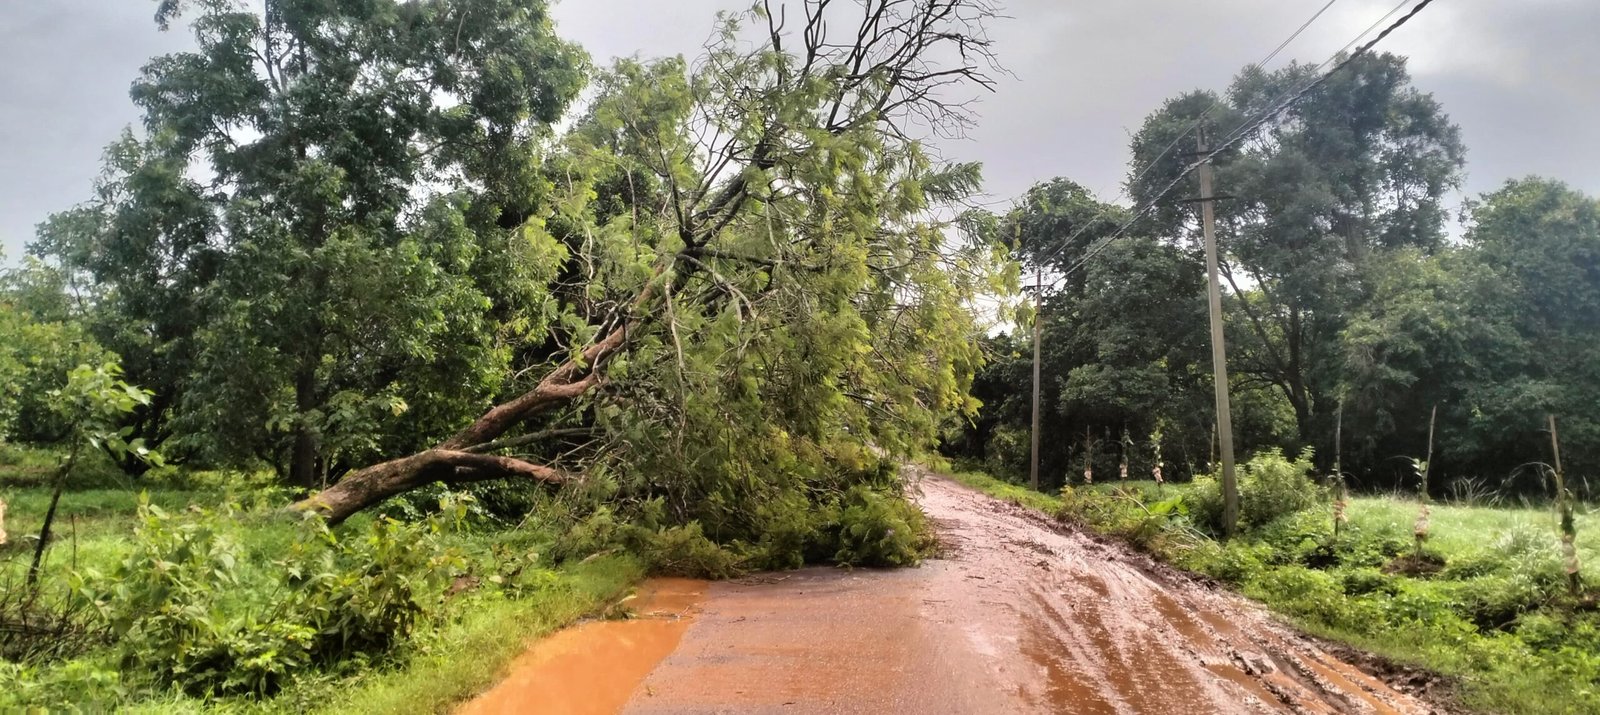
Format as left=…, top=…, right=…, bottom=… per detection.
left=1121, top=0, right=1343, bottom=204
left=1055, top=0, right=1437, bottom=281
left=1024, top=0, right=1346, bottom=281
left=1207, top=0, right=1414, bottom=154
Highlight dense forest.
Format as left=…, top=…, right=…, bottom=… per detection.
left=950, top=53, right=1600, bottom=497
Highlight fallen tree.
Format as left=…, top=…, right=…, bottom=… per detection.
left=289, top=0, right=1012, bottom=523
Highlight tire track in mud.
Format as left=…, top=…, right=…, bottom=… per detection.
left=902, top=471, right=1439, bottom=714
left=468, top=471, right=1447, bottom=714
left=625, top=472, right=1444, bottom=714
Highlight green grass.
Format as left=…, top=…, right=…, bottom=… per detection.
left=943, top=469, right=1066, bottom=512
left=946, top=468, right=1600, bottom=715
left=112, top=554, right=646, bottom=715
left=315, top=554, right=643, bottom=715
left=1346, top=495, right=1600, bottom=584
left=1, top=445, right=649, bottom=714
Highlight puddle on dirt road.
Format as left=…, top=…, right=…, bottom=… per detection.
left=457, top=578, right=706, bottom=715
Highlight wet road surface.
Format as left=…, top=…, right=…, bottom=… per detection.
left=466, top=472, right=1442, bottom=714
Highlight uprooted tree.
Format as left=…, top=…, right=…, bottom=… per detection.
left=288, top=0, right=1013, bottom=524
left=293, top=0, right=1013, bottom=524
left=35, top=0, right=1013, bottom=528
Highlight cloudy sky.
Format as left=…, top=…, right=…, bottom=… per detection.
left=2, top=0, right=1597, bottom=259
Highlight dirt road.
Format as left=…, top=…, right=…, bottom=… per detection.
left=466, top=473, right=1443, bottom=714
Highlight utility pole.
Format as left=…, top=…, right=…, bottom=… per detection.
left=1196, top=131, right=1239, bottom=537
left=1029, top=270, right=1043, bottom=492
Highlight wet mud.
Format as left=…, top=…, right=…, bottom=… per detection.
left=458, top=578, right=706, bottom=715
left=470, top=473, right=1447, bottom=714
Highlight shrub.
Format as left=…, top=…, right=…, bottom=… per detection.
left=639, top=523, right=745, bottom=579
left=1190, top=448, right=1325, bottom=534
left=547, top=506, right=628, bottom=564
left=1174, top=540, right=1272, bottom=584
left=1340, top=568, right=1400, bottom=597
left=828, top=486, right=933, bottom=567
left=80, top=501, right=456, bottom=696
left=1242, top=565, right=1375, bottom=631
left=746, top=490, right=828, bottom=570
left=983, top=425, right=1030, bottom=479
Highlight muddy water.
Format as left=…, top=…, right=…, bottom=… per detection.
left=458, top=578, right=706, bottom=715
left=472, top=473, right=1441, bottom=714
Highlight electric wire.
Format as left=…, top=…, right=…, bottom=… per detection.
left=1024, top=0, right=1347, bottom=285
left=1053, top=0, right=1438, bottom=281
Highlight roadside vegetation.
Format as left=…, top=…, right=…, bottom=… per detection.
left=3, top=0, right=1596, bottom=710
left=2, top=0, right=985, bottom=710
left=2, top=439, right=934, bottom=711
left=946, top=454, right=1600, bottom=715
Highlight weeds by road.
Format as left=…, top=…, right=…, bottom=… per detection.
left=945, top=460, right=1600, bottom=715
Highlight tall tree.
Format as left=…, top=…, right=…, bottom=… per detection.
left=37, top=0, right=587, bottom=486
left=291, top=0, right=1010, bottom=521
left=1458, top=178, right=1600, bottom=482
left=1129, top=53, right=1465, bottom=449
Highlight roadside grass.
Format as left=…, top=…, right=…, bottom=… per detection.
left=942, top=470, right=1062, bottom=512
left=1345, top=496, right=1600, bottom=584
left=943, top=466, right=1600, bottom=715
left=1, top=445, right=649, bottom=714
left=115, top=554, right=645, bottom=715
left=314, top=554, right=644, bottom=715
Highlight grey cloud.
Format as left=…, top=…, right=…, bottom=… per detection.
left=3, top=0, right=1596, bottom=259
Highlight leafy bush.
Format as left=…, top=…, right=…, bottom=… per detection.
left=1340, top=568, right=1401, bottom=597
left=80, top=501, right=456, bottom=696
left=639, top=522, right=745, bottom=579
left=1189, top=448, right=1325, bottom=534
left=548, top=506, right=628, bottom=564
left=1242, top=565, right=1364, bottom=630
left=1177, top=539, right=1272, bottom=583
left=983, top=425, right=1030, bottom=478
left=828, top=486, right=933, bottom=567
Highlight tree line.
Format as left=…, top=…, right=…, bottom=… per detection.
left=2, top=0, right=1010, bottom=539
left=950, top=53, right=1600, bottom=496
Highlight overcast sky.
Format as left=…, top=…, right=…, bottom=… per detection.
left=2, top=0, right=1597, bottom=259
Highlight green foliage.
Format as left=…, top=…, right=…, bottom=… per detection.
left=1189, top=449, right=1325, bottom=534
left=0, top=658, right=124, bottom=712
left=637, top=523, right=745, bottom=580
left=828, top=486, right=933, bottom=567
left=79, top=501, right=456, bottom=696
left=0, top=269, right=111, bottom=443
left=35, top=0, right=587, bottom=483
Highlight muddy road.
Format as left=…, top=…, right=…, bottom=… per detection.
left=465, top=473, right=1442, bottom=714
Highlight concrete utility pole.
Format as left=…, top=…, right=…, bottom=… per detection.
left=1029, top=270, right=1043, bottom=492
left=1196, top=131, right=1239, bottom=538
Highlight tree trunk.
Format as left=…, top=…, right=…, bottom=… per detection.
left=291, top=449, right=566, bottom=524
left=27, top=445, right=80, bottom=590
left=1286, top=308, right=1315, bottom=444
left=290, top=355, right=320, bottom=490
left=290, top=282, right=654, bottom=522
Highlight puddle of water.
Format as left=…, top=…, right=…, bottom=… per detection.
left=457, top=578, right=706, bottom=715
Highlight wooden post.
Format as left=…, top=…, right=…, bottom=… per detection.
left=1196, top=132, right=1239, bottom=538
left=1414, top=404, right=1437, bottom=558
left=1550, top=415, right=1581, bottom=595
left=1029, top=270, right=1043, bottom=492
left=1423, top=403, right=1437, bottom=499
left=1334, top=402, right=1347, bottom=537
